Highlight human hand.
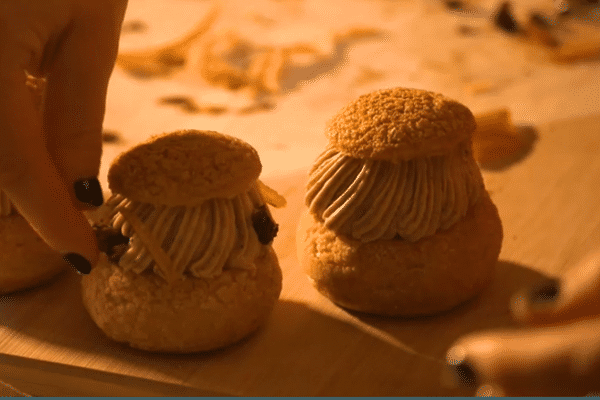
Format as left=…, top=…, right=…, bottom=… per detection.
left=0, top=0, right=128, bottom=273
left=445, top=249, right=600, bottom=396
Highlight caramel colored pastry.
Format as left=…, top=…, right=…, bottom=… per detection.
left=297, top=87, right=503, bottom=316
left=0, top=191, right=69, bottom=294
left=82, top=130, right=283, bottom=353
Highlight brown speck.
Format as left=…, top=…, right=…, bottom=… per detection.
left=457, top=24, right=478, bottom=36
left=158, top=96, right=228, bottom=115
left=204, top=105, right=228, bottom=115
left=157, top=52, right=186, bottom=67
left=238, top=101, right=276, bottom=115
left=494, top=2, right=521, bottom=34
left=102, top=130, right=122, bottom=144
left=159, top=96, right=201, bottom=113
left=121, top=20, right=148, bottom=34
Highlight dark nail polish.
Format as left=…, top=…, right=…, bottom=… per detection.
left=452, top=361, right=478, bottom=389
left=528, top=278, right=560, bottom=305
left=74, top=178, right=103, bottom=207
left=63, top=253, right=92, bottom=274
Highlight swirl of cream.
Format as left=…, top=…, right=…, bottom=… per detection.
left=104, top=183, right=265, bottom=281
left=305, top=143, right=484, bottom=242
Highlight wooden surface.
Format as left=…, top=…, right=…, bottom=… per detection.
left=1, top=114, right=600, bottom=396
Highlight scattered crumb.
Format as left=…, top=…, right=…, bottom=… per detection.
left=457, top=24, right=478, bottom=36
left=249, top=13, right=277, bottom=27
left=121, top=20, right=148, bottom=34
left=465, top=80, right=499, bottom=95
left=237, top=101, right=276, bottom=114
left=116, top=7, right=219, bottom=78
left=549, top=21, right=600, bottom=63
left=493, top=2, right=521, bottom=34
left=116, top=6, right=381, bottom=109
left=472, top=108, right=526, bottom=166
left=203, top=104, right=229, bottom=115
left=528, top=12, right=552, bottom=29
left=102, top=130, right=123, bottom=144
left=523, top=13, right=560, bottom=47
left=551, top=38, right=600, bottom=63
left=158, top=96, right=201, bottom=113
left=258, top=180, right=287, bottom=208
left=158, top=96, right=227, bottom=115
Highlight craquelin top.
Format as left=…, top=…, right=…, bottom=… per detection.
left=108, top=130, right=262, bottom=206
left=325, top=87, right=476, bottom=161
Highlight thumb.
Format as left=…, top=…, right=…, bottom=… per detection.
left=445, top=318, right=600, bottom=396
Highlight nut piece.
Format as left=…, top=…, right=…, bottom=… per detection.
left=252, top=205, right=279, bottom=245
left=93, top=225, right=130, bottom=264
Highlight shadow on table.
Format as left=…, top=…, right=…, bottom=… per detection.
left=479, top=125, right=539, bottom=171
left=0, top=271, right=453, bottom=396
left=345, top=259, right=548, bottom=363
left=0, top=258, right=547, bottom=396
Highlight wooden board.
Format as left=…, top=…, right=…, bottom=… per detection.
left=1, top=114, right=600, bottom=396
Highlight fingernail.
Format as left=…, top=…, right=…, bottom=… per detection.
left=452, top=361, right=478, bottom=388
left=63, top=253, right=92, bottom=274
left=446, top=346, right=479, bottom=389
left=476, top=384, right=505, bottom=397
left=74, top=178, right=103, bottom=207
left=528, top=278, right=560, bottom=305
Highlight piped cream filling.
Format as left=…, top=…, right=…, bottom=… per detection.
left=305, top=144, right=484, bottom=242
left=104, top=183, right=265, bottom=282
left=0, top=190, right=13, bottom=217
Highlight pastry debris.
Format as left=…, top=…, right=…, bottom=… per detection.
left=493, top=2, right=521, bottom=34
left=158, top=96, right=227, bottom=115
left=116, top=7, right=220, bottom=79
left=258, top=180, right=287, bottom=208
left=548, top=21, right=600, bottom=63
left=116, top=6, right=381, bottom=114
left=102, top=130, right=123, bottom=144
left=472, top=108, right=525, bottom=165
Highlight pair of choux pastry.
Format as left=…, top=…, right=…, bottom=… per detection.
left=2, top=87, right=502, bottom=353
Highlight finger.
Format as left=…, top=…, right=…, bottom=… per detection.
left=511, top=251, right=600, bottom=326
left=445, top=318, right=600, bottom=396
left=43, top=1, right=127, bottom=210
left=0, top=68, right=96, bottom=273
